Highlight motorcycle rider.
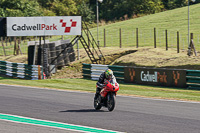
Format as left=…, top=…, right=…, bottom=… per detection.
left=95, top=69, right=118, bottom=99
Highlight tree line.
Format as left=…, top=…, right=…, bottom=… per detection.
left=0, top=0, right=199, bottom=24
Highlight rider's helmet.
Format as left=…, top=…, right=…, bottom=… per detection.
left=105, top=69, right=113, bottom=80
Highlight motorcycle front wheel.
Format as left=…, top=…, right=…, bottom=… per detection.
left=94, top=95, right=102, bottom=110
left=107, top=93, right=116, bottom=111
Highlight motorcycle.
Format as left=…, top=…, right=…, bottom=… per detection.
left=94, top=79, right=119, bottom=111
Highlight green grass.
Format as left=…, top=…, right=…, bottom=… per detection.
left=1, top=4, right=200, bottom=56
left=0, top=77, right=200, bottom=102
left=0, top=35, right=75, bottom=56
left=87, top=4, right=200, bottom=50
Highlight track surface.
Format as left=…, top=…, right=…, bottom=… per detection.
left=0, top=84, right=200, bottom=133
left=0, top=120, right=78, bottom=133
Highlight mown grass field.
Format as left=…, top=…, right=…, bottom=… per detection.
left=0, top=77, right=200, bottom=102
left=1, top=5, right=200, bottom=102
left=87, top=3, right=200, bottom=50
left=1, top=3, right=200, bottom=56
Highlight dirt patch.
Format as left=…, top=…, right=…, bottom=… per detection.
left=51, top=65, right=83, bottom=79
left=0, top=55, right=28, bottom=64
left=1, top=47, right=200, bottom=79
left=112, top=47, right=200, bottom=69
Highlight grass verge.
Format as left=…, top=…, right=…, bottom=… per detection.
left=0, top=77, right=200, bottom=102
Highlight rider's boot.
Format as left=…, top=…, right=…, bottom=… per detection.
left=94, top=87, right=101, bottom=99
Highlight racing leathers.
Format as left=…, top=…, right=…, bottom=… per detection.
left=95, top=72, right=118, bottom=98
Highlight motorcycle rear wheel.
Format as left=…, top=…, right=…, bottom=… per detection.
left=94, top=95, right=102, bottom=110
left=107, top=93, right=116, bottom=111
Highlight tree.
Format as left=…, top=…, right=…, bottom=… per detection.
left=39, top=0, right=77, bottom=16
left=0, top=0, right=43, bottom=17
left=160, top=0, right=200, bottom=10
left=77, top=1, right=95, bottom=23
left=89, top=0, right=164, bottom=21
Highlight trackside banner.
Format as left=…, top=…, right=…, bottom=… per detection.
left=124, top=67, right=187, bottom=88
left=7, top=16, right=81, bottom=36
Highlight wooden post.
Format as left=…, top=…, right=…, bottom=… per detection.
left=104, top=29, right=106, bottom=47
left=37, top=36, right=42, bottom=65
left=1, top=37, right=6, bottom=56
left=38, top=65, right=41, bottom=80
left=119, top=28, right=122, bottom=48
left=136, top=28, right=138, bottom=48
left=9, top=37, right=12, bottom=46
left=16, top=39, right=19, bottom=55
left=5, top=37, right=7, bottom=46
left=154, top=28, right=156, bottom=48
left=166, top=30, right=168, bottom=50
left=14, top=37, right=17, bottom=55
left=18, top=37, right=22, bottom=55
left=187, top=33, right=197, bottom=56
left=177, top=31, right=179, bottom=53
left=191, top=33, right=193, bottom=40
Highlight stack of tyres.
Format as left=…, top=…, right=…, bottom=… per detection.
left=28, top=39, right=76, bottom=68
left=42, top=43, right=49, bottom=66
left=56, top=45, right=65, bottom=67
left=68, top=43, right=76, bottom=62
left=61, top=44, right=70, bottom=66
left=28, top=46, right=35, bottom=65
left=49, top=43, right=56, bottom=65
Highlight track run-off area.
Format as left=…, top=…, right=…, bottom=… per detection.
left=0, top=84, right=200, bottom=133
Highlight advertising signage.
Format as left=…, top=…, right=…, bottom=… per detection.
left=124, top=67, right=187, bottom=88
left=7, top=16, right=81, bottom=36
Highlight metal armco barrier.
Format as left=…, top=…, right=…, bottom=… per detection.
left=0, top=61, right=43, bottom=80
left=186, top=70, right=200, bottom=89
left=82, top=63, right=124, bottom=82
left=82, top=64, right=189, bottom=88
left=83, top=64, right=200, bottom=89
left=90, top=64, right=108, bottom=80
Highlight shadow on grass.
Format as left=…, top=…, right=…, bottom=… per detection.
left=0, top=75, right=15, bottom=80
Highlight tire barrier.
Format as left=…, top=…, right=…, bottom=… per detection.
left=0, top=61, right=43, bottom=80
left=28, top=40, right=76, bottom=68
left=82, top=63, right=124, bottom=82
left=49, top=43, right=56, bottom=65
left=56, top=45, right=63, bottom=67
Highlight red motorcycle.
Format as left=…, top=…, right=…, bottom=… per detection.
left=94, top=79, right=119, bottom=111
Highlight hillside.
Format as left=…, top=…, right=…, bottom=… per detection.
left=0, top=46, right=200, bottom=79
left=50, top=46, right=200, bottom=79
left=1, top=4, right=200, bottom=79
left=87, top=3, right=200, bottom=50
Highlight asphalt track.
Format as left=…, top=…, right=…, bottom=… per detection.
left=0, top=84, right=200, bottom=133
